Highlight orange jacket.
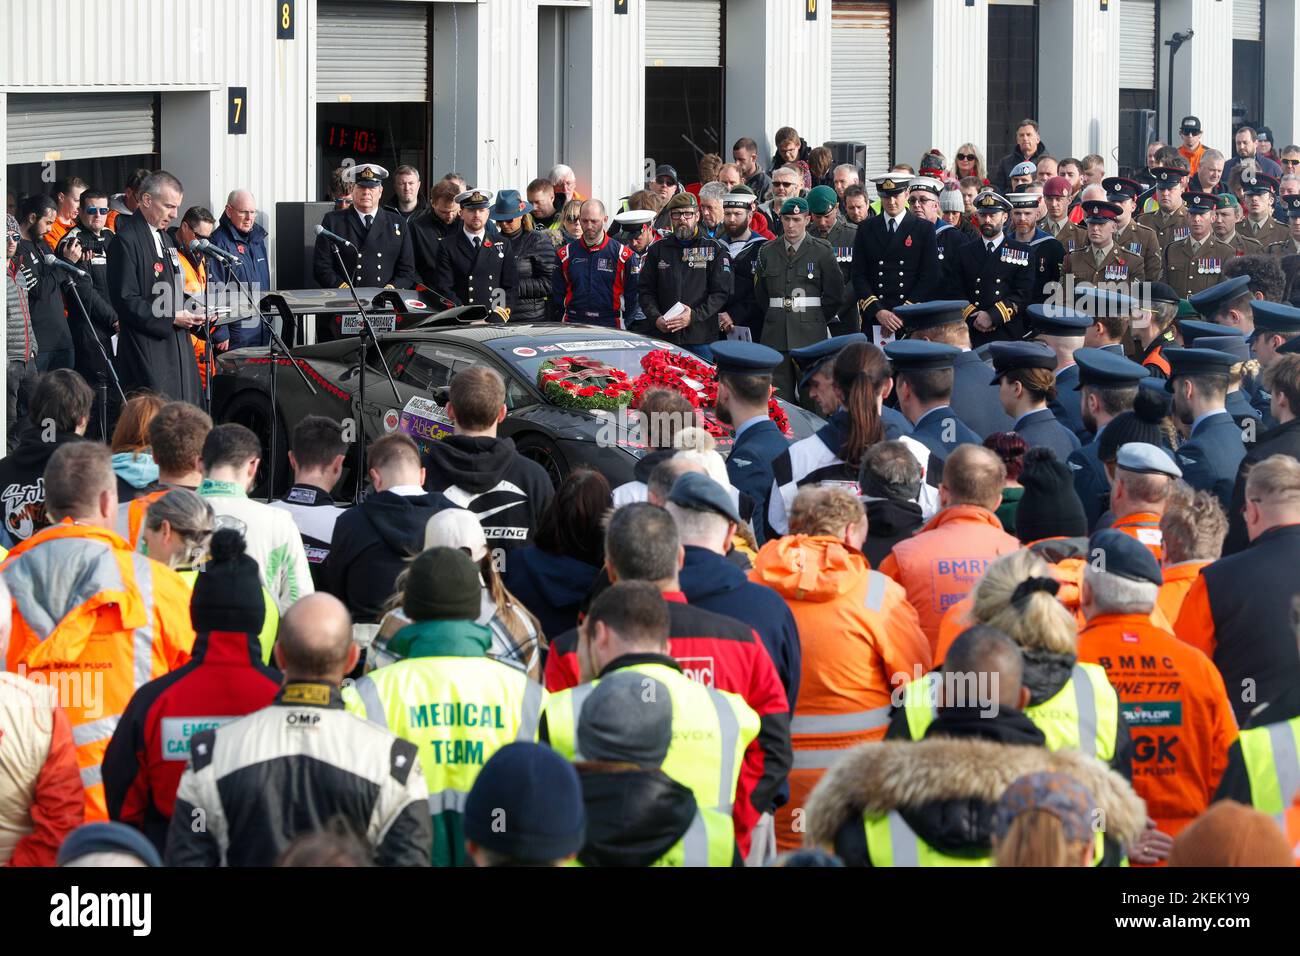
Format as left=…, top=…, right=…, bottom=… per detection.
left=878, top=505, right=1022, bottom=652
left=1112, top=511, right=1164, bottom=562
left=1077, top=612, right=1237, bottom=841
left=124, top=489, right=170, bottom=550
left=750, top=534, right=931, bottom=852
left=2, top=522, right=197, bottom=822
left=1286, top=794, right=1300, bottom=865
left=44, top=218, right=75, bottom=251
left=178, top=249, right=211, bottom=386
left=1156, top=560, right=1210, bottom=628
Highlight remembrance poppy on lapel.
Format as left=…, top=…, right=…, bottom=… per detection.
left=905, top=236, right=913, bottom=247
left=153, top=262, right=164, bottom=275
left=237, top=244, right=246, bottom=254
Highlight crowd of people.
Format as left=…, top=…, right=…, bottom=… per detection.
left=3, top=117, right=1300, bottom=869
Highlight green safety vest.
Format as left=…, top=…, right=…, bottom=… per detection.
left=862, top=809, right=1108, bottom=867
left=344, top=657, right=546, bottom=867
left=569, top=806, right=736, bottom=868
left=547, top=662, right=759, bottom=816
left=178, top=569, right=280, bottom=665
left=1238, top=716, right=1300, bottom=824
left=900, top=662, right=1120, bottom=762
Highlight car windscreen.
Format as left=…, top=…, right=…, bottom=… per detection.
left=495, top=336, right=687, bottom=386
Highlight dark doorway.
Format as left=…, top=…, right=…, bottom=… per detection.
left=316, top=102, right=428, bottom=204
left=1231, top=40, right=1264, bottom=130
left=645, top=67, right=724, bottom=186
left=986, top=3, right=1039, bottom=169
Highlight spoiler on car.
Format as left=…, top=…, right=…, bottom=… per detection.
left=257, top=288, right=489, bottom=341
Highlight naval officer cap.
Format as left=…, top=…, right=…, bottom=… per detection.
left=710, top=340, right=783, bottom=376
left=668, top=472, right=741, bottom=526
left=1116, top=442, right=1183, bottom=480
left=1164, top=347, right=1238, bottom=389
left=790, top=333, right=868, bottom=390
left=871, top=173, right=912, bottom=195
left=1102, top=177, right=1142, bottom=202
left=884, top=340, right=962, bottom=373
left=896, top=300, right=971, bottom=334
left=455, top=188, right=494, bottom=209
left=347, top=163, right=389, bottom=188
left=1088, top=529, right=1164, bottom=587
left=1187, top=274, right=1253, bottom=317
left=1072, top=348, right=1150, bottom=390
left=1250, top=300, right=1300, bottom=339
left=1195, top=335, right=1250, bottom=363
left=988, top=340, right=1057, bottom=384
left=807, top=186, right=838, bottom=215
left=1006, top=193, right=1042, bottom=210
left=610, top=209, right=654, bottom=240
left=1026, top=304, right=1092, bottom=337
left=973, top=191, right=1013, bottom=214
left=1176, top=319, right=1242, bottom=346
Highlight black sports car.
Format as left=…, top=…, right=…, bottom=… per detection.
left=212, top=297, right=822, bottom=499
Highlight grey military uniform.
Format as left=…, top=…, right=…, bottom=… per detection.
left=810, top=218, right=859, bottom=335
left=1138, top=206, right=1190, bottom=250
left=754, top=234, right=846, bottom=401
left=1115, top=221, right=1163, bottom=283
left=1064, top=242, right=1147, bottom=286
left=1163, top=236, right=1236, bottom=299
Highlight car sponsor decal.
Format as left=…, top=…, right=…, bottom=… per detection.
left=409, top=300, right=426, bottom=309
left=383, top=409, right=401, bottom=433
left=341, top=313, right=397, bottom=334
left=1122, top=702, right=1182, bottom=727
left=554, top=339, right=640, bottom=351
left=399, top=395, right=453, bottom=451
left=513, top=346, right=538, bottom=357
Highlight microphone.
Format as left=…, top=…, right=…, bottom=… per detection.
left=43, top=254, right=89, bottom=280
left=315, top=224, right=354, bottom=248
left=188, top=237, right=242, bottom=264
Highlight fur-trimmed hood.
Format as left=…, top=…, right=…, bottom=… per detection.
left=804, top=737, right=1147, bottom=854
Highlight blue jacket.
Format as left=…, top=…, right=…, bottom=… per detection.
left=501, top=546, right=602, bottom=642
left=1175, top=411, right=1247, bottom=509
left=208, top=212, right=271, bottom=348
left=727, top=418, right=789, bottom=545
left=1014, top=407, right=1080, bottom=462
left=1067, top=434, right=1111, bottom=532
left=909, top=405, right=980, bottom=464
left=549, top=235, right=638, bottom=328
left=952, top=349, right=1014, bottom=439
left=1049, top=363, right=1089, bottom=439
left=678, top=545, right=801, bottom=709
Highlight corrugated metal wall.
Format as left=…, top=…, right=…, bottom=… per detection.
left=760, top=0, right=833, bottom=152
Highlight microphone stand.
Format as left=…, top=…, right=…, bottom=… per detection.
left=201, top=247, right=316, bottom=502
left=57, top=273, right=126, bottom=439
left=329, top=242, right=402, bottom=505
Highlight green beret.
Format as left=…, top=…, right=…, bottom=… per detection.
left=665, top=192, right=698, bottom=212
left=807, top=185, right=838, bottom=215
left=1215, top=192, right=1240, bottom=210
left=780, top=196, right=810, bottom=216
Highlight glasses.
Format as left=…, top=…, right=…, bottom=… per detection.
left=655, top=177, right=676, bottom=187
left=564, top=215, right=580, bottom=223
left=773, top=181, right=798, bottom=190
left=1283, top=159, right=1300, bottom=167
left=956, top=153, right=976, bottom=162
left=7, top=233, right=19, bottom=243
left=82, top=206, right=109, bottom=215
left=669, top=210, right=697, bottom=220
left=907, top=195, right=935, bottom=205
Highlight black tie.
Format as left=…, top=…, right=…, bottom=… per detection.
left=363, top=214, right=373, bottom=231
left=474, top=236, right=482, bottom=249
left=888, top=219, right=896, bottom=235
left=987, top=241, right=995, bottom=253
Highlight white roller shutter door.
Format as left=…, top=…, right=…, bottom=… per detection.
left=1234, top=0, right=1261, bottom=42
left=1119, top=0, right=1156, bottom=90
left=645, top=0, right=721, bottom=68
left=7, top=93, right=155, bottom=164
left=318, top=1, right=429, bottom=102
left=830, top=2, right=892, bottom=176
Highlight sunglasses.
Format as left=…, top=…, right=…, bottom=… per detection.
left=1283, top=159, right=1300, bottom=167
left=7, top=233, right=19, bottom=243
left=564, top=215, right=580, bottom=223
left=83, top=206, right=109, bottom=215
left=655, top=177, right=676, bottom=187
left=956, top=153, right=977, bottom=162
left=773, top=181, right=798, bottom=189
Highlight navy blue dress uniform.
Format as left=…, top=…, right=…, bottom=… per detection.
left=312, top=164, right=417, bottom=290
left=1106, top=177, right=1164, bottom=283
left=1006, top=193, right=1064, bottom=306
left=988, top=340, right=1081, bottom=461
left=712, top=341, right=790, bottom=545
left=1137, top=167, right=1191, bottom=249
left=1162, top=192, right=1235, bottom=300
left=788, top=334, right=913, bottom=439
left=1025, top=304, right=1093, bottom=438
left=850, top=175, right=941, bottom=330
left=1165, top=347, right=1248, bottom=508
left=912, top=177, right=967, bottom=296
left=1240, top=170, right=1290, bottom=248
left=807, top=186, right=860, bottom=336
left=895, top=300, right=1013, bottom=439
left=1066, top=349, right=1151, bottom=529
left=432, top=190, right=518, bottom=312
left=883, top=340, right=981, bottom=465
left=952, top=192, right=1034, bottom=346
left=1195, top=334, right=1263, bottom=430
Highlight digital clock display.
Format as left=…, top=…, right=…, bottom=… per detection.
left=323, top=123, right=382, bottom=155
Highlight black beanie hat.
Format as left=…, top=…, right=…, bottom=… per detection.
left=191, top=529, right=265, bottom=634
left=404, top=547, right=482, bottom=621
left=1098, top=387, right=1169, bottom=462
left=1015, top=448, right=1089, bottom=544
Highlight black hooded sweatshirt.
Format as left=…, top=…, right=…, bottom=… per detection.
left=421, top=435, right=554, bottom=557
left=0, top=426, right=84, bottom=548
left=576, top=765, right=741, bottom=867
left=862, top=498, right=924, bottom=567
left=320, top=489, right=448, bottom=623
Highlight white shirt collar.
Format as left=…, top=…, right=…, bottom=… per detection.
left=463, top=226, right=486, bottom=243
left=984, top=233, right=1004, bottom=251
left=354, top=207, right=377, bottom=226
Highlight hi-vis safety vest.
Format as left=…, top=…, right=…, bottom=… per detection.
left=1238, top=716, right=1300, bottom=825
left=900, top=663, right=1120, bottom=762
left=344, top=657, right=545, bottom=866
left=568, top=806, right=736, bottom=868
left=862, top=809, right=1108, bottom=867
left=546, top=662, right=760, bottom=817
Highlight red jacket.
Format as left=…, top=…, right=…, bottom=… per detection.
left=101, top=627, right=282, bottom=852
left=544, top=590, right=792, bottom=855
